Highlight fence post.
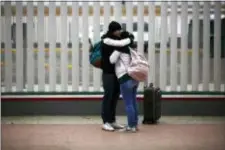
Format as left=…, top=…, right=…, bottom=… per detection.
left=49, top=2, right=56, bottom=91
left=114, top=2, right=122, bottom=22
left=137, top=2, right=144, bottom=55
left=82, top=2, right=89, bottom=91
left=214, top=2, right=221, bottom=91
left=126, top=2, right=133, bottom=33
left=103, top=2, right=110, bottom=32
left=15, top=2, right=23, bottom=91
left=37, top=2, right=45, bottom=91
left=72, top=2, right=79, bottom=91
left=4, top=2, right=12, bottom=92
left=27, top=2, right=34, bottom=91
left=192, top=2, right=200, bottom=91
left=180, top=2, right=188, bottom=91
left=203, top=2, right=210, bottom=91
left=160, top=2, right=168, bottom=90
left=93, top=2, right=101, bottom=91
left=137, top=2, right=145, bottom=91
left=170, top=2, right=178, bottom=91
left=60, top=2, right=68, bottom=91
left=148, top=2, right=155, bottom=85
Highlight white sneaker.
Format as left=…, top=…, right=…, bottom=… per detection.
left=119, top=126, right=137, bottom=133
left=102, top=123, right=115, bottom=131
left=111, top=122, right=124, bottom=129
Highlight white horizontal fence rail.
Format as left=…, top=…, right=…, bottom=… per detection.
left=0, top=2, right=224, bottom=93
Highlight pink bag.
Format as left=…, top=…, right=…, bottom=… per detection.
left=127, top=49, right=149, bottom=82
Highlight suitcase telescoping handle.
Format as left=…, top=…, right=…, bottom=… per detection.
left=144, top=83, right=154, bottom=89
left=149, top=83, right=153, bottom=87
left=156, top=87, right=160, bottom=92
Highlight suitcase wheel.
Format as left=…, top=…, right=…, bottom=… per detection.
left=142, top=119, right=158, bottom=125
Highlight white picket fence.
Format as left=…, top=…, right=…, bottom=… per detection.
left=1, top=1, right=225, bottom=92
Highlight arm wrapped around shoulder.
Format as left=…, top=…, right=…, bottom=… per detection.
left=121, top=31, right=134, bottom=40
left=103, top=38, right=131, bottom=47
left=121, top=31, right=134, bottom=47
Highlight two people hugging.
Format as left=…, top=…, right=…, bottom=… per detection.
left=100, top=21, right=139, bottom=133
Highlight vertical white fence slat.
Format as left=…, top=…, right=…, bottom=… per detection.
left=148, top=2, right=155, bottom=85
left=56, top=17, right=60, bottom=43
left=203, top=2, right=210, bottom=91
left=170, top=2, right=178, bottom=91
left=137, top=2, right=144, bottom=91
left=37, top=2, right=45, bottom=91
left=192, top=2, right=200, bottom=91
left=160, top=2, right=167, bottom=90
left=60, top=2, right=68, bottom=91
left=180, top=2, right=188, bottom=91
left=93, top=2, right=101, bottom=91
left=44, top=16, right=47, bottom=43
left=15, top=2, right=23, bottom=91
left=137, top=2, right=144, bottom=54
left=49, top=2, right=56, bottom=91
left=214, top=2, right=221, bottom=91
left=82, top=2, right=89, bottom=91
left=126, top=2, right=133, bottom=32
left=27, top=2, right=34, bottom=91
left=4, top=2, right=12, bottom=92
left=103, top=2, right=110, bottom=32
left=72, top=2, right=79, bottom=91
left=114, top=2, right=121, bottom=22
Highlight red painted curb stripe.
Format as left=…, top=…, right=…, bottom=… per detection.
left=1, top=97, right=225, bottom=101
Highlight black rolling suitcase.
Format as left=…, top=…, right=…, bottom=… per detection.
left=142, top=83, right=162, bottom=124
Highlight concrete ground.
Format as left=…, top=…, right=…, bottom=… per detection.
left=1, top=116, right=225, bottom=150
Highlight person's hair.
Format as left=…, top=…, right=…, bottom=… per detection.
left=108, top=21, right=122, bottom=33
left=120, top=31, right=136, bottom=49
left=120, top=31, right=130, bottom=39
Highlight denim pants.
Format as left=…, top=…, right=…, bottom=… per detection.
left=101, top=73, right=120, bottom=124
left=120, top=79, right=139, bottom=127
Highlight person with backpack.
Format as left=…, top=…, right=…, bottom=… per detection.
left=100, top=21, right=134, bottom=131
left=107, top=31, right=140, bottom=132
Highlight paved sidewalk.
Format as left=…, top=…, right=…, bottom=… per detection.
left=2, top=116, right=225, bottom=150
left=2, top=116, right=225, bottom=125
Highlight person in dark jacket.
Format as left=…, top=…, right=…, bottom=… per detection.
left=101, top=21, right=134, bottom=131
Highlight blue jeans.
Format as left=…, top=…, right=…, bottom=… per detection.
left=120, top=79, right=139, bottom=128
